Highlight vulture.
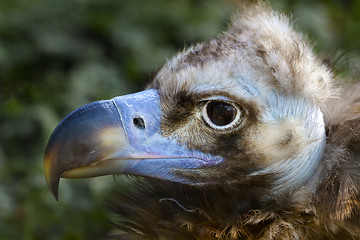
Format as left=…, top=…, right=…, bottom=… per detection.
left=44, top=3, right=360, bottom=240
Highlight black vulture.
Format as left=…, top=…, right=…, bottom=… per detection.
left=44, top=3, right=360, bottom=239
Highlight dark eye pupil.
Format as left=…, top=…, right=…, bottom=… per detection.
left=206, top=101, right=237, bottom=126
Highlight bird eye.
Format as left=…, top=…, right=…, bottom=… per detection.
left=202, top=100, right=241, bottom=129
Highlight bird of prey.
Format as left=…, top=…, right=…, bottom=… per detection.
left=44, top=3, right=360, bottom=240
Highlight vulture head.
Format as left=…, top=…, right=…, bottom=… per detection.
left=44, top=3, right=360, bottom=239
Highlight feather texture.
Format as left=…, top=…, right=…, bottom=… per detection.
left=106, top=3, right=360, bottom=239
left=49, top=3, right=360, bottom=240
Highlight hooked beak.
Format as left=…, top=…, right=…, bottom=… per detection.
left=44, top=89, right=222, bottom=200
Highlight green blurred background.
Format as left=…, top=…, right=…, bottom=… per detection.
left=0, top=0, right=359, bottom=239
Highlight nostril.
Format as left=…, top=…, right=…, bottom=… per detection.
left=133, top=117, right=145, bottom=130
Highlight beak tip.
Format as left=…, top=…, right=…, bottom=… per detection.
left=45, top=174, right=60, bottom=201
left=52, top=190, right=59, bottom=202
left=49, top=180, right=60, bottom=201
left=44, top=156, right=60, bottom=201
left=43, top=99, right=126, bottom=201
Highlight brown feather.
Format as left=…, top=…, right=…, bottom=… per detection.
left=108, top=3, right=360, bottom=240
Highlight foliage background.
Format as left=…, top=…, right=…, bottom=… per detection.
left=0, top=0, right=359, bottom=239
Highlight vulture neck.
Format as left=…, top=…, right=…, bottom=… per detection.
left=253, top=95, right=327, bottom=197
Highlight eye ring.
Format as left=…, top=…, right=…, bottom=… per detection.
left=202, top=100, right=242, bottom=130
